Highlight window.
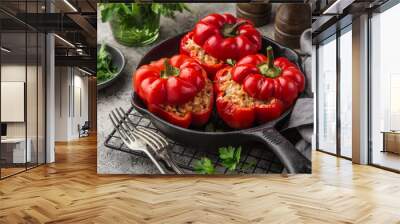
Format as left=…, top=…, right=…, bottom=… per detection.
left=370, top=2, right=400, bottom=171
left=316, top=25, right=353, bottom=159
left=0, top=1, right=46, bottom=179
left=317, top=35, right=337, bottom=154
left=339, top=27, right=352, bottom=158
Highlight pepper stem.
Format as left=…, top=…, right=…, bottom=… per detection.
left=161, top=59, right=180, bottom=78
left=257, top=46, right=281, bottom=78
left=267, top=46, right=274, bottom=69
left=221, top=20, right=247, bottom=38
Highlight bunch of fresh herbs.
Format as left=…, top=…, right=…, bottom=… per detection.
left=97, top=43, right=117, bottom=84
left=194, top=146, right=255, bottom=174
left=99, top=3, right=189, bottom=23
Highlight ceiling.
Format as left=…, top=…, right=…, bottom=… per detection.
left=312, top=0, right=390, bottom=44
left=0, top=0, right=96, bottom=73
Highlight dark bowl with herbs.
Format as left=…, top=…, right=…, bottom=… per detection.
left=97, top=43, right=126, bottom=90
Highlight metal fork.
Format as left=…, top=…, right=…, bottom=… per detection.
left=116, top=107, right=185, bottom=174
left=117, top=107, right=185, bottom=174
left=109, top=109, right=166, bottom=174
left=134, top=127, right=184, bottom=174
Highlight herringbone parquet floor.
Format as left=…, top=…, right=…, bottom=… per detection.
left=1, top=135, right=400, bottom=224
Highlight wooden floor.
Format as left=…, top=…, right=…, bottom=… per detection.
left=372, top=150, right=400, bottom=171
left=1, top=135, right=400, bottom=223
left=1, top=167, right=26, bottom=178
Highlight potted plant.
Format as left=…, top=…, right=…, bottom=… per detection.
left=99, top=3, right=189, bottom=47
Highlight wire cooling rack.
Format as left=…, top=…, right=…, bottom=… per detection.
left=104, top=106, right=284, bottom=174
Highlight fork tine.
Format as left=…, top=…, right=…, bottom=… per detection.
left=137, top=127, right=168, bottom=147
left=112, top=109, right=130, bottom=132
left=117, top=107, right=162, bottom=149
left=134, top=130, right=162, bottom=150
left=111, top=110, right=136, bottom=142
left=109, top=113, right=129, bottom=142
left=124, top=110, right=141, bottom=128
left=114, top=109, right=139, bottom=144
left=117, top=107, right=133, bottom=130
left=136, top=129, right=165, bottom=149
left=110, top=108, right=167, bottom=174
left=121, top=107, right=168, bottom=147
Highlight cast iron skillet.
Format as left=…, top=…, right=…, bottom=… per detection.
left=131, top=33, right=311, bottom=173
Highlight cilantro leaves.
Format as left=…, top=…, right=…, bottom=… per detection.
left=219, top=146, right=242, bottom=171
left=97, top=43, right=117, bottom=84
left=194, top=146, right=255, bottom=174
left=194, top=157, right=215, bottom=174
left=99, top=3, right=189, bottom=23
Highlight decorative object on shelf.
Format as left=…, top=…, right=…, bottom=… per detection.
left=236, top=3, right=271, bottom=27
left=99, top=3, right=188, bottom=46
left=381, top=131, right=400, bottom=154
left=274, top=4, right=311, bottom=49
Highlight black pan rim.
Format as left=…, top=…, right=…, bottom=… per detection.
left=132, top=92, right=294, bottom=136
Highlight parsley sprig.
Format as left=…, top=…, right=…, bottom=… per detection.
left=99, top=3, right=189, bottom=23
left=219, top=146, right=242, bottom=171
left=97, top=43, right=117, bottom=84
left=194, top=158, right=215, bottom=174
left=194, top=146, right=255, bottom=174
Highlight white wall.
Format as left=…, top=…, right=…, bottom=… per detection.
left=54, top=67, right=89, bottom=141
left=1, top=63, right=46, bottom=164
left=1, top=65, right=26, bottom=138
left=55, top=66, right=69, bottom=141
left=71, top=73, right=89, bottom=138
left=1, top=65, right=39, bottom=138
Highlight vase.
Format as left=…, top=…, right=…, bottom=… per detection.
left=109, top=11, right=160, bottom=47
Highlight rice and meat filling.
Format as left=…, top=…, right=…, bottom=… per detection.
left=162, top=81, right=213, bottom=117
left=218, top=72, right=267, bottom=107
left=184, top=38, right=221, bottom=65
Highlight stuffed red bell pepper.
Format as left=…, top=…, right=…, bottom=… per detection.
left=180, top=13, right=261, bottom=78
left=214, top=46, right=305, bottom=129
left=133, top=54, right=214, bottom=128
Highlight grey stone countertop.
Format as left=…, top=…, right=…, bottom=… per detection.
left=97, top=3, right=277, bottom=174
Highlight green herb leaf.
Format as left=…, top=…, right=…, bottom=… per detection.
left=97, top=43, right=117, bottom=83
left=226, top=59, right=236, bottom=66
left=151, top=3, right=189, bottom=18
left=218, top=146, right=242, bottom=171
left=194, top=157, right=215, bottom=174
left=99, top=3, right=189, bottom=22
left=99, top=4, right=119, bottom=22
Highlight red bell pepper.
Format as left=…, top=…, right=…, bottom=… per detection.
left=214, top=47, right=304, bottom=129
left=180, top=32, right=226, bottom=77
left=232, top=46, right=305, bottom=105
left=133, top=54, right=214, bottom=128
left=180, top=13, right=261, bottom=78
left=134, top=54, right=206, bottom=105
left=148, top=104, right=193, bottom=128
left=146, top=80, right=213, bottom=128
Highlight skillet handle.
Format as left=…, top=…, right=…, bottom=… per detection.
left=247, top=128, right=311, bottom=174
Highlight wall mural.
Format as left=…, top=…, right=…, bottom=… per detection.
left=97, top=3, right=313, bottom=175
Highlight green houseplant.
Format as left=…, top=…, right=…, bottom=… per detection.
left=100, top=3, right=189, bottom=46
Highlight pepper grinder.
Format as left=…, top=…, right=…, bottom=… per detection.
left=274, top=4, right=311, bottom=49
left=236, top=3, right=272, bottom=27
